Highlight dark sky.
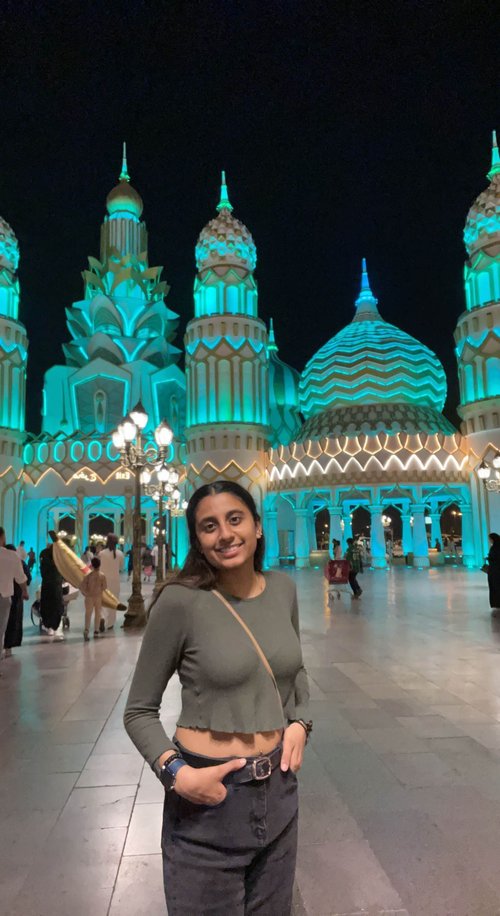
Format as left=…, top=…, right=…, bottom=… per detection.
left=1, top=0, right=497, bottom=432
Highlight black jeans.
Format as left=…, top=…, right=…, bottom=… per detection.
left=161, top=744, right=298, bottom=915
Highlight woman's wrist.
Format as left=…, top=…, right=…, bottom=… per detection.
left=288, top=719, right=313, bottom=742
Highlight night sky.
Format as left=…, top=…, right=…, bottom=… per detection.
left=1, top=1, right=497, bottom=432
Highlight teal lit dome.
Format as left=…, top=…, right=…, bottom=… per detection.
left=463, top=131, right=500, bottom=256
left=106, top=144, right=143, bottom=220
left=299, top=261, right=448, bottom=421
left=267, top=319, right=302, bottom=446
left=195, top=172, right=257, bottom=273
left=0, top=215, right=19, bottom=272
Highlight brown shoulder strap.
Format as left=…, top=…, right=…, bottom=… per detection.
left=212, top=589, right=285, bottom=726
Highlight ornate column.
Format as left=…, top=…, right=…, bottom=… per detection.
left=328, top=506, right=343, bottom=557
left=123, top=486, right=133, bottom=549
left=294, top=508, right=310, bottom=568
left=265, top=509, right=280, bottom=568
left=75, top=488, right=85, bottom=554
left=460, top=504, right=475, bottom=568
left=430, top=512, right=442, bottom=547
left=369, top=504, right=387, bottom=568
left=412, top=504, right=430, bottom=567
left=401, top=512, right=413, bottom=558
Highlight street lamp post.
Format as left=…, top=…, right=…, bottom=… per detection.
left=141, top=465, right=183, bottom=596
left=111, top=404, right=174, bottom=628
left=477, top=453, right=500, bottom=493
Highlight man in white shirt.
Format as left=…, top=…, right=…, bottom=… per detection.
left=17, top=541, right=28, bottom=562
left=1, top=527, right=28, bottom=665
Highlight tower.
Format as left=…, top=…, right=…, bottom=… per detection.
left=455, top=131, right=500, bottom=548
left=184, top=173, right=270, bottom=507
left=41, top=145, right=183, bottom=438
left=0, top=213, right=28, bottom=541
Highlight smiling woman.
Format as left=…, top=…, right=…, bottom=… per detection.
left=124, top=479, right=311, bottom=915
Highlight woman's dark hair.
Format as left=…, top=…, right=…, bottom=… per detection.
left=169, top=480, right=265, bottom=591
left=106, top=533, right=118, bottom=558
left=91, top=557, right=101, bottom=569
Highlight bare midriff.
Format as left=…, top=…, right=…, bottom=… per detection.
left=175, top=725, right=283, bottom=758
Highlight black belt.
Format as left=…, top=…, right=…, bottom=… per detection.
left=177, top=743, right=283, bottom=785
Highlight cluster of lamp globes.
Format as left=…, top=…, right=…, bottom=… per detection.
left=477, top=452, right=500, bottom=487
left=110, top=402, right=188, bottom=511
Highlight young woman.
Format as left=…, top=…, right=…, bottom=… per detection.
left=124, top=480, right=311, bottom=915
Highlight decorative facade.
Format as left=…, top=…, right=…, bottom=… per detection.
left=0, top=137, right=498, bottom=570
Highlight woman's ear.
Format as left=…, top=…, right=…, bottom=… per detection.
left=256, top=526, right=263, bottom=539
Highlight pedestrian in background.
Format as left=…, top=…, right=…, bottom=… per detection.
left=345, top=536, right=363, bottom=599
left=331, top=538, right=342, bottom=559
left=27, top=547, right=36, bottom=574
left=39, top=542, right=64, bottom=637
left=98, top=534, right=124, bottom=631
left=0, top=528, right=28, bottom=667
left=17, top=541, right=27, bottom=562
left=80, top=557, right=107, bottom=640
left=487, top=532, right=500, bottom=618
left=3, top=545, right=31, bottom=657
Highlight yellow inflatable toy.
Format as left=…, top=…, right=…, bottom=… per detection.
left=49, top=531, right=127, bottom=611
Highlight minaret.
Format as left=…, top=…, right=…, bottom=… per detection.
left=0, top=213, right=28, bottom=541
left=455, top=131, right=500, bottom=551
left=184, top=173, right=270, bottom=507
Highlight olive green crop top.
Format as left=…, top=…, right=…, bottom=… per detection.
left=123, top=571, right=310, bottom=769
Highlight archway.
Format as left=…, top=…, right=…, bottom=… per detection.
left=440, top=502, right=462, bottom=557
left=352, top=506, right=370, bottom=539
left=315, top=507, right=330, bottom=549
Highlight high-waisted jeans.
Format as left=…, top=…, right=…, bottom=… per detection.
left=161, top=743, right=298, bottom=916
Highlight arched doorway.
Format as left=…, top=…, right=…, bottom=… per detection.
left=315, top=507, right=330, bottom=549
left=440, top=503, right=462, bottom=558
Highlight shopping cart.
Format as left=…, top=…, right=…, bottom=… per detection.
left=30, top=582, right=79, bottom=631
left=324, top=559, right=351, bottom=599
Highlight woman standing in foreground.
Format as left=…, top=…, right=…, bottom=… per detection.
left=124, top=480, right=311, bottom=915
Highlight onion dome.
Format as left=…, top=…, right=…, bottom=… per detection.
left=0, top=215, right=20, bottom=272
left=464, top=131, right=500, bottom=256
left=267, top=319, right=302, bottom=445
left=299, top=260, right=448, bottom=421
left=195, top=172, right=257, bottom=272
left=106, top=143, right=143, bottom=220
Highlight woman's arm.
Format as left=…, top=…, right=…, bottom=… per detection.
left=290, top=586, right=310, bottom=721
left=123, top=588, right=188, bottom=770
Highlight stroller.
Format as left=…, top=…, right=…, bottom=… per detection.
left=324, top=559, right=351, bottom=599
left=31, top=582, right=79, bottom=631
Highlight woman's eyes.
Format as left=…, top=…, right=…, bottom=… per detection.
left=202, top=515, right=243, bottom=532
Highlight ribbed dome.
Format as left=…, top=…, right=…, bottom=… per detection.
left=299, top=261, right=447, bottom=420
left=464, top=131, right=500, bottom=256
left=0, top=216, right=19, bottom=271
left=267, top=320, right=302, bottom=446
left=105, top=143, right=143, bottom=220
left=195, top=172, right=257, bottom=272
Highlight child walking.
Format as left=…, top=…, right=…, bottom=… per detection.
left=80, top=557, right=107, bottom=641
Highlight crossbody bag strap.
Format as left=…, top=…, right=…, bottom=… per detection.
left=212, top=589, right=285, bottom=726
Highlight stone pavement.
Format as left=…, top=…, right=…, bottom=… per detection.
left=1, top=567, right=500, bottom=915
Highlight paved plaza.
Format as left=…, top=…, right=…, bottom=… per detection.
left=1, top=566, right=500, bottom=915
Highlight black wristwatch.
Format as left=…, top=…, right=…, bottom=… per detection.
left=159, top=753, right=188, bottom=791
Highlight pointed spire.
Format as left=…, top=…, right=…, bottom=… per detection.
left=487, top=130, right=500, bottom=180
left=353, top=258, right=380, bottom=322
left=119, top=142, right=130, bottom=182
left=268, top=318, right=278, bottom=352
left=216, top=170, right=233, bottom=212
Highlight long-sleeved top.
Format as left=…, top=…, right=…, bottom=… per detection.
left=124, top=570, right=310, bottom=769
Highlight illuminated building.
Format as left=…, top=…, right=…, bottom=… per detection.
left=0, top=136, right=497, bottom=569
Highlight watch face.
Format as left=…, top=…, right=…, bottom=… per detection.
left=160, top=766, right=175, bottom=790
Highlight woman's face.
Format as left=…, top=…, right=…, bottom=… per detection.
left=194, top=492, right=262, bottom=573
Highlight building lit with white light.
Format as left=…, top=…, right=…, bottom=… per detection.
left=0, top=136, right=498, bottom=568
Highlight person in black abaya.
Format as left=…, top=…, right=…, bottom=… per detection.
left=39, top=543, right=64, bottom=634
left=4, top=545, right=31, bottom=655
left=487, top=533, right=500, bottom=618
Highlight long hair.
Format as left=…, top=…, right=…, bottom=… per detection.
left=169, top=481, right=265, bottom=591
left=489, top=532, right=500, bottom=559
left=106, top=533, right=118, bottom=558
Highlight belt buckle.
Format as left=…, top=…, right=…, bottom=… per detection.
left=251, top=755, right=272, bottom=780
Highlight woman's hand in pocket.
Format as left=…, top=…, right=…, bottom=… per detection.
left=173, top=758, right=246, bottom=806
left=280, top=723, right=306, bottom=773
